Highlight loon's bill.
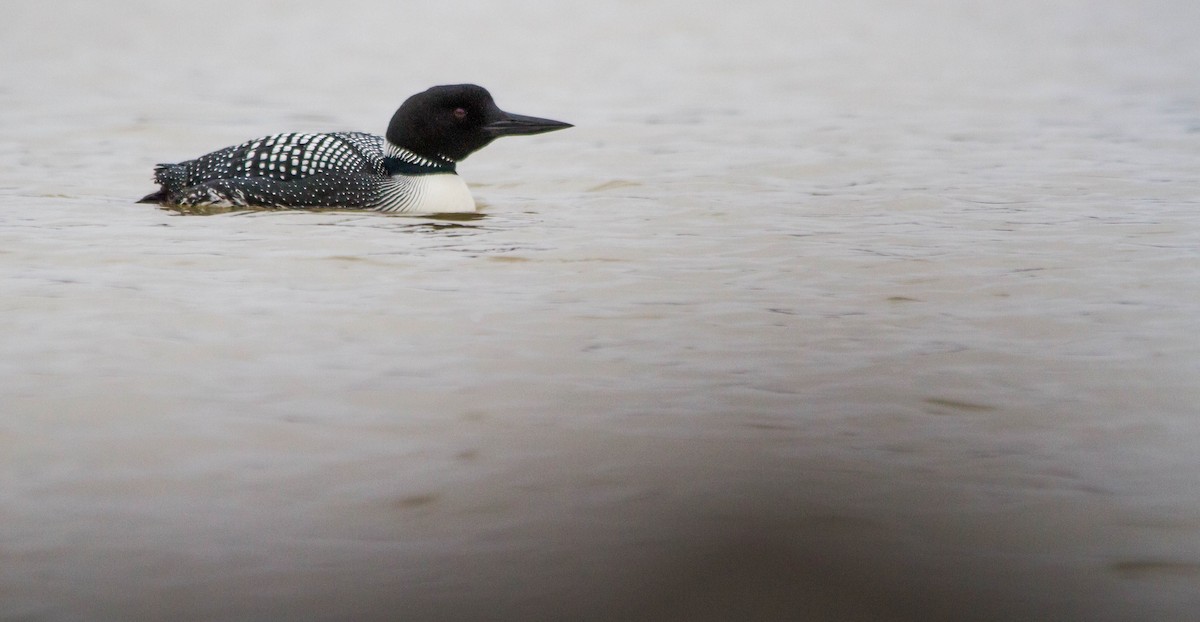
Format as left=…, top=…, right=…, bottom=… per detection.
left=139, top=84, right=571, bottom=214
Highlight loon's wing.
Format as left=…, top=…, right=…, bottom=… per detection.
left=165, top=132, right=385, bottom=187
left=146, top=132, right=387, bottom=207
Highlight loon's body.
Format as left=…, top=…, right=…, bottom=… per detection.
left=139, top=85, right=571, bottom=214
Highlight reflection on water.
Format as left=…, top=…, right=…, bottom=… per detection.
left=3, top=0, right=1200, bottom=620
left=160, top=202, right=491, bottom=223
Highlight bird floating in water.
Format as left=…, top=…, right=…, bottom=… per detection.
left=139, top=84, right=571, bottom=214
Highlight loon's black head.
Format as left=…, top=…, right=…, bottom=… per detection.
left=385, top=84, right=572, bottom=163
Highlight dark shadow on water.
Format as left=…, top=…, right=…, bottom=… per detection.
left=157, top=203, right=257, bottom=216
left=155, top=203, right=488, bottom=224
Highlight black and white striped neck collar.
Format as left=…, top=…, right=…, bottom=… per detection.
left=384, top=143, right=456, bottom=175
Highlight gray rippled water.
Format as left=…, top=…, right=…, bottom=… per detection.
left=2, top=1, right=1199, bottom=620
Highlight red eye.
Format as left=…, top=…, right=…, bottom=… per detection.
left=453, top=107, right=467, bottom=120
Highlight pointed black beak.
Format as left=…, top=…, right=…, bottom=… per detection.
left=483, top=112, right=573, bottom=138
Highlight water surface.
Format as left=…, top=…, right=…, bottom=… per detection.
left=2, top=1, right=1200, bottom=620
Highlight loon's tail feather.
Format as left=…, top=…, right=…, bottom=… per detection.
left=137, top=188, right=169, bottom=204
left=138, top=163, right=184, bottom=204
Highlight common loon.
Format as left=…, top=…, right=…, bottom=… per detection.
left=139, top=84, right=571, bottom=213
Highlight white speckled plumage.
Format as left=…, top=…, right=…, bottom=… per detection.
left=150, top=133, right=469, bottom=212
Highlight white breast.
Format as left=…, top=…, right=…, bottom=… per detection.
left=377, top=173, right=476, bottom=214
